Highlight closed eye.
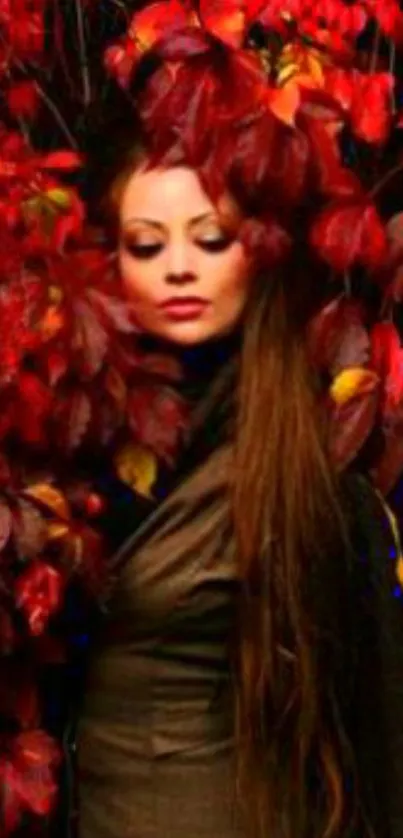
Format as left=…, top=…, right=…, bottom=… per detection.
left=124, top=242, right=164, bottom=259
left=195, top=236, right=235, bottom=253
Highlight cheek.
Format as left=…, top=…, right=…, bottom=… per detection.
left=118, top=252, right=158, bottom=303
left=211, top=248, right=251, bottom=307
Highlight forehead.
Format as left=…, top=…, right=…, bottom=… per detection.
left=119, top=165, right=236, bottom=223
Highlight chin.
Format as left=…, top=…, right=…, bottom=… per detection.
left=153, top=321, right=227, bottom=347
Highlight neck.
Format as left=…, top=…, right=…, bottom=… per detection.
left=137, top=330, right=241, bottom=397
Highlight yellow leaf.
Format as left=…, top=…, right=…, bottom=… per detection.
left=46, top=188, right=72, bottom=210
left=23, top=484, right=71, bottom=520
left=330, top=368, right=378, bottom=406
left=277, top=44, right=325, bottom=90
left=307, top=52, right=325, bottom=86
left=276, top=60, right=298, bottom=87
left=115, top=443, right=157, bottom=498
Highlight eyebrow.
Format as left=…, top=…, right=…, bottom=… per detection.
left=122, top=212, right=217, bottom=231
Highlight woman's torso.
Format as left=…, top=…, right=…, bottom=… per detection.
left=77, top=443, right=247, bottom=838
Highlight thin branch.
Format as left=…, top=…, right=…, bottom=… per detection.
left=34, top=81, right=78, bottom=148
left=0, top=26, right=78, bottom=149
left=369, top=24, right=381, bottom=74
left=370, top=159, right=403, bottom=199
left=389, top=40, right=397, bottom=114
left=75, top=0, right=91, bottom=106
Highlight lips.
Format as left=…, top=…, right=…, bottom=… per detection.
left=159, top=297, right=210, bottom=321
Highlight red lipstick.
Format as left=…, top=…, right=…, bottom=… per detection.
left=159, top=296, right=210, bottom=321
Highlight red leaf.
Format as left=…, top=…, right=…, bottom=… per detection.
left=103, top=41, right=140, bottom=88
left=139, top=353, right=183, bottom=381
left=16, top=373, right=52, bottom=444
left=45, top=350, right=68, bottom=386
left=128, top=0, right=190, bottom=45
left=7, top=729, right=61, bottom=818
left=73, top=298, right=108, bottom=376
left=7, top=81, right=38, bottom=118
left=0, top=724, right=59, bottom=830
left=15, top=561, right=64, bottom=636
left=199, top=0, right=249, bottom=47
left=385, top=213, right=403, bottom=302
left=352, top=72, right=394, bottom=145
left=40, top=150, right=83, bottom=171
left=310, top=201, right=388, bottom=272
left=87, top=289, right=137, bottom=334
left=370, top=322, right=400, bottom=378
left=371, top=420, right=403, bottom=495
left=74, top=525, right=108, bottom=595
left=65, top=390, right=92, bottom=450
left=240, top=216, right=291, bottom=267
left=12, top=499, right=47, bottom=560
left=14, top=728, right=60, bottom=770
left=158, top=28, right=212, bottom=61
left=308, top=297, right=370, bottom=374
left=105, top=0, right=192, bottom=85
left=128, top=385, right=188, bottom=462
left=303, top=114, right=362, bottom=201
left=370, top=0, right=403, bottom=43
left=370, top=322, right=403, bottom=416
left=329, top=384, right=379, bottom=469
left=53, top=211, right=83, bottom=250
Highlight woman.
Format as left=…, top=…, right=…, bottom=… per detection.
left=70, top=11, right=403, bottom=838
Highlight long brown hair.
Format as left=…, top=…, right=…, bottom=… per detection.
left=233, top=265, right=357, bottom=838
left=85, top=79, right=360, bottom=838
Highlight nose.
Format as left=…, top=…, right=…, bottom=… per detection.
left=165, top=239, right=197, bottom=285
left=166, top=270, right=197, bottom=285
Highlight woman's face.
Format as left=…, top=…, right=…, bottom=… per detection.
left=117, top=166, right=251, bottom=345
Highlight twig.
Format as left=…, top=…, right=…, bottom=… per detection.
left=343, top=271, right=352, bottom=297
left=389, top=40, right=397, bottom=114
left=34, top=81, right=78, bottom=148
left=369, top=23, right=381, bottom=74
left=75, top=0, right=91, bottom=106
left=370, top=159, right=403, bottom=199
left=0, top=26, right=78, bottom=149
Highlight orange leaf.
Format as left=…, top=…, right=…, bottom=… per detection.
left=129, top=1, right=191, bottom=50
left=268, top=82, right=300, bottom=126
left=40, top=305, right=64, bottom=340
left=22, top=485, right=71, bottom=521
left=115, top=443, right=157, bottom=498
left=46, top=521, right=70, bottom=542
left=199, top=0, right=246, bottom=47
